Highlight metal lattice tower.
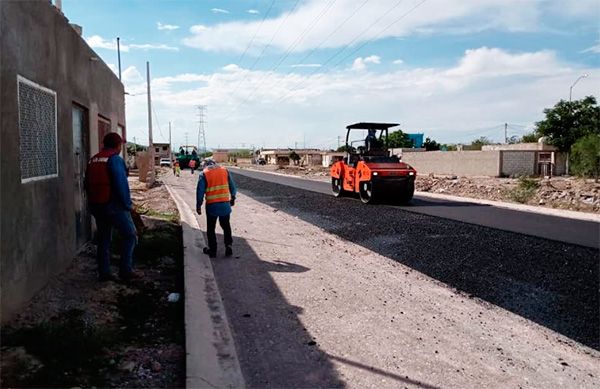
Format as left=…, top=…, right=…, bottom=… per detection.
left=197, top=105, right=207, bottom=153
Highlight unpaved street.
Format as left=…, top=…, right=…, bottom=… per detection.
left=166, top=170, right=599, bottom=388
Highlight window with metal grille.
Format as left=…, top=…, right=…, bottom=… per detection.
left=17, top=76, right=58, bottom=183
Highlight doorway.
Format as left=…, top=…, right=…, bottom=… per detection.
left=72, top=104, right=90, bottom=249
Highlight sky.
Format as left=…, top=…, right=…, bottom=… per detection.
left=63, top=0, right=600, bottom=150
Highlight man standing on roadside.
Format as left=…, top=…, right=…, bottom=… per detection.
left=196, top=160, right=236, bottom=258
left=86, top=132, right=138, bottom=282
left=189, top=158, right=197, bottom=174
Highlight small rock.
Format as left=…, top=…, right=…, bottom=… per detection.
left=151, top=361, right=162, bottom=372
left=119, top=360, right=136, bottom=372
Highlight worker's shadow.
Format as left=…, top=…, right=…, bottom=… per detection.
left=207, top=232, right=345, bottom=388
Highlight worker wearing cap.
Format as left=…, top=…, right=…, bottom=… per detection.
left=85, top=132, right=138, bottom=282
left=196, top=160, right=237, bottom=258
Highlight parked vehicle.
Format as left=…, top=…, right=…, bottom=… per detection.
left=330, top=122, right=416, bottom=204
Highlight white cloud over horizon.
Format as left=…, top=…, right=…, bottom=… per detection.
left=157, top=22, right=180, bottom=31
left=211, top=8, right=230, bottom=14
left=121, top=46, right=598, bottom=149
left=352, top=55, right=381, bottom=71
left=86, top=35, right=179, bottom=52
left=247, top=9, right=260, bottom=15
left=182, top=0, right=599, bottom=54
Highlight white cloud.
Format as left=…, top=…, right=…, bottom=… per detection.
left=157, top=22, right=180, bottom=31
left=129, top=43, right=179, bottom=51
left=86, top=35, right=178, bottom=52
left=247, top=9, right=260, bottom=15
left=183, top=0, right=599, bottom=54
left=445, top=47, right=567, bottom=77
left=223, top=64, right=242, bottom=72
left=86, top=35, right=128, bottom=51
left=121, top=47, right=598, bottom=149
left=291, top=64, right=322, bottom=68
left=211, top=8, right=230, bottom=14
left=352, top=55, right=381, bottom=71
left=122, top=66, right=144, bottom=84
left=582, top=40, right=600, bottom=54
left=393, top=59, right=404, bottom=65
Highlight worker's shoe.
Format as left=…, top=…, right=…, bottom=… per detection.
left=225, top=246, right=233, bottom=257
left=119, top=270, right=143, bottom=283
left=203, top=247, right=216, bottom=258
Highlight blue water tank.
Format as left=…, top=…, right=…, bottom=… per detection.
left=406, top=133, right=424, bottom=148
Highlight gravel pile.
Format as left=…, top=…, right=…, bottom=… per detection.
left=232, top=172, right=600, bottom=350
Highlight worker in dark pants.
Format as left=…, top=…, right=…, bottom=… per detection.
left=86, top=132, right=138, bottom=282
left=196, top=160, right=237, bottom=258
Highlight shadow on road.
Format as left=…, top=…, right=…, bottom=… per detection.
left=232, top=172, right=600, bottom=351
left=208, top=232, right=345, bottom=388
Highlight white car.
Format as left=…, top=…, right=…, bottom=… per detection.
left=159, top=158, right=171, bottom=167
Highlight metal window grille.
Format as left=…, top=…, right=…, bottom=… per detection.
left=17, top=76, right=58, bottom=183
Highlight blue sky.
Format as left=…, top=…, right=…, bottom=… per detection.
left=63, top=0, right=599, bottom=149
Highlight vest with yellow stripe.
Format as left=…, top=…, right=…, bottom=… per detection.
left=203, top=166, right=231, bottom=204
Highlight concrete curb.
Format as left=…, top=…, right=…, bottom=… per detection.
left=231, top=166, right=600, bottom=223
left=165, top=184, right=245, bottom=389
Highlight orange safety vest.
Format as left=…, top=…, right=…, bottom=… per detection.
left=203, top=166, right=231, bottom=204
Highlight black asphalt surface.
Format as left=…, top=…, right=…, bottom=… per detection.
left=230, top=170, right=600, bottom=351
left=232, top=168, right=600, bottom=249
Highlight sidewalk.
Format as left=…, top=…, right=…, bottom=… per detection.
left=165, top=179, right=245, bottom=389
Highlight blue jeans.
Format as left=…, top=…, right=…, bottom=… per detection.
left=91, top=204, right=137, bottom=276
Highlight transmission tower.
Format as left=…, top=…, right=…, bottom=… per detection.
left=197, top=105, right=207, bottom=153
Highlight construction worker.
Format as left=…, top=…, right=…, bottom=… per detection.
left=196, top=160, right=237, bottom=258
left=189, top=158, right=197, bottom=174
left=174, top=160, right=181, bottom=177
left=85, top=132, right=138, bottom=282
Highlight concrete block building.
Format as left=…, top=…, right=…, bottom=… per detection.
left=1, top=0, right=126, bottom=319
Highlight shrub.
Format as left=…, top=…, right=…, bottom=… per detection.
left=570, top=134, right=600, bottom=179
left=508, top=176, right=539, bottom=203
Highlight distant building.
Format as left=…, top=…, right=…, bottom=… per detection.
left=212, top=149, right=230, bottom=163
left=153, top=142, right=171, bottom=165
left=260, top=149, right=323, bottom=166
left=1, top=0, right=126, bottom=319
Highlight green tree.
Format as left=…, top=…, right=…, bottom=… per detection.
left=521, top=132, right=539, bottom=143
left=469, top=136, right=493, bottom=150
left=535, top=96, right=600, bottom=151
left=387, top=130, right=413, bottom=148
left=336, top=145, right=356, bottom=153
left=423, top=137, right=440, bottom=151
left=199, top=151, right=213, bottom=158
left=570, top=134, right=600, bottom=179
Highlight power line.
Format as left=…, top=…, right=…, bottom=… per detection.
left=237, top=0, right=277, bottom=67
left=227, top=0, right=338, bottom=116
left=277, top=0, right=427, bottom=105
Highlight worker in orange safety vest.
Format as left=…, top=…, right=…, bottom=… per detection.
left=196, top=160, right=237, bottom=258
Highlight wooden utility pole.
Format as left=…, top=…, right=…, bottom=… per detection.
left=146, top=61, right=155, bottom=185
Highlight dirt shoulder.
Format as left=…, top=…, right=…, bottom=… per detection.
left=235, top=164, right=600, bottom=214
left=1, top=176, right=185, bottom=388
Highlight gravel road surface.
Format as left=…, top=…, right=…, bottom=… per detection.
left=166, top=170, right=599, bottom=388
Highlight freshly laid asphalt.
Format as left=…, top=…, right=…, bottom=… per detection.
left=231, top=168, right=600, bottom=249
left=229, top=169, right=600, bottom=351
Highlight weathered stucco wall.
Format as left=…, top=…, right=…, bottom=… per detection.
left=401, top=151, right=501, bottom=177
left=1, top=0, right=125, bottom=319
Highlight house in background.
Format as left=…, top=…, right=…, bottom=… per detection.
left=1, top=0, right=126, bottom=319
left=153, top=142, right=171, bottom=165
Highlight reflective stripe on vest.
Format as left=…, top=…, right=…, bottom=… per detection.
left=86, top=149, right=118, bottom=204
left=203, top=166, right=230, bottom=204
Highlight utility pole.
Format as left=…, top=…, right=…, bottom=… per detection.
left=337, top=136, right=341, bottom=149
left=505, top=123, right=508, bottom=144
left=117, top=37, right=122, bottom=81
left=184, top=132, right=189, bottom=150
left=146, top=61, right=155, bottom=185
left=197, top=105, right=207, bottom=154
